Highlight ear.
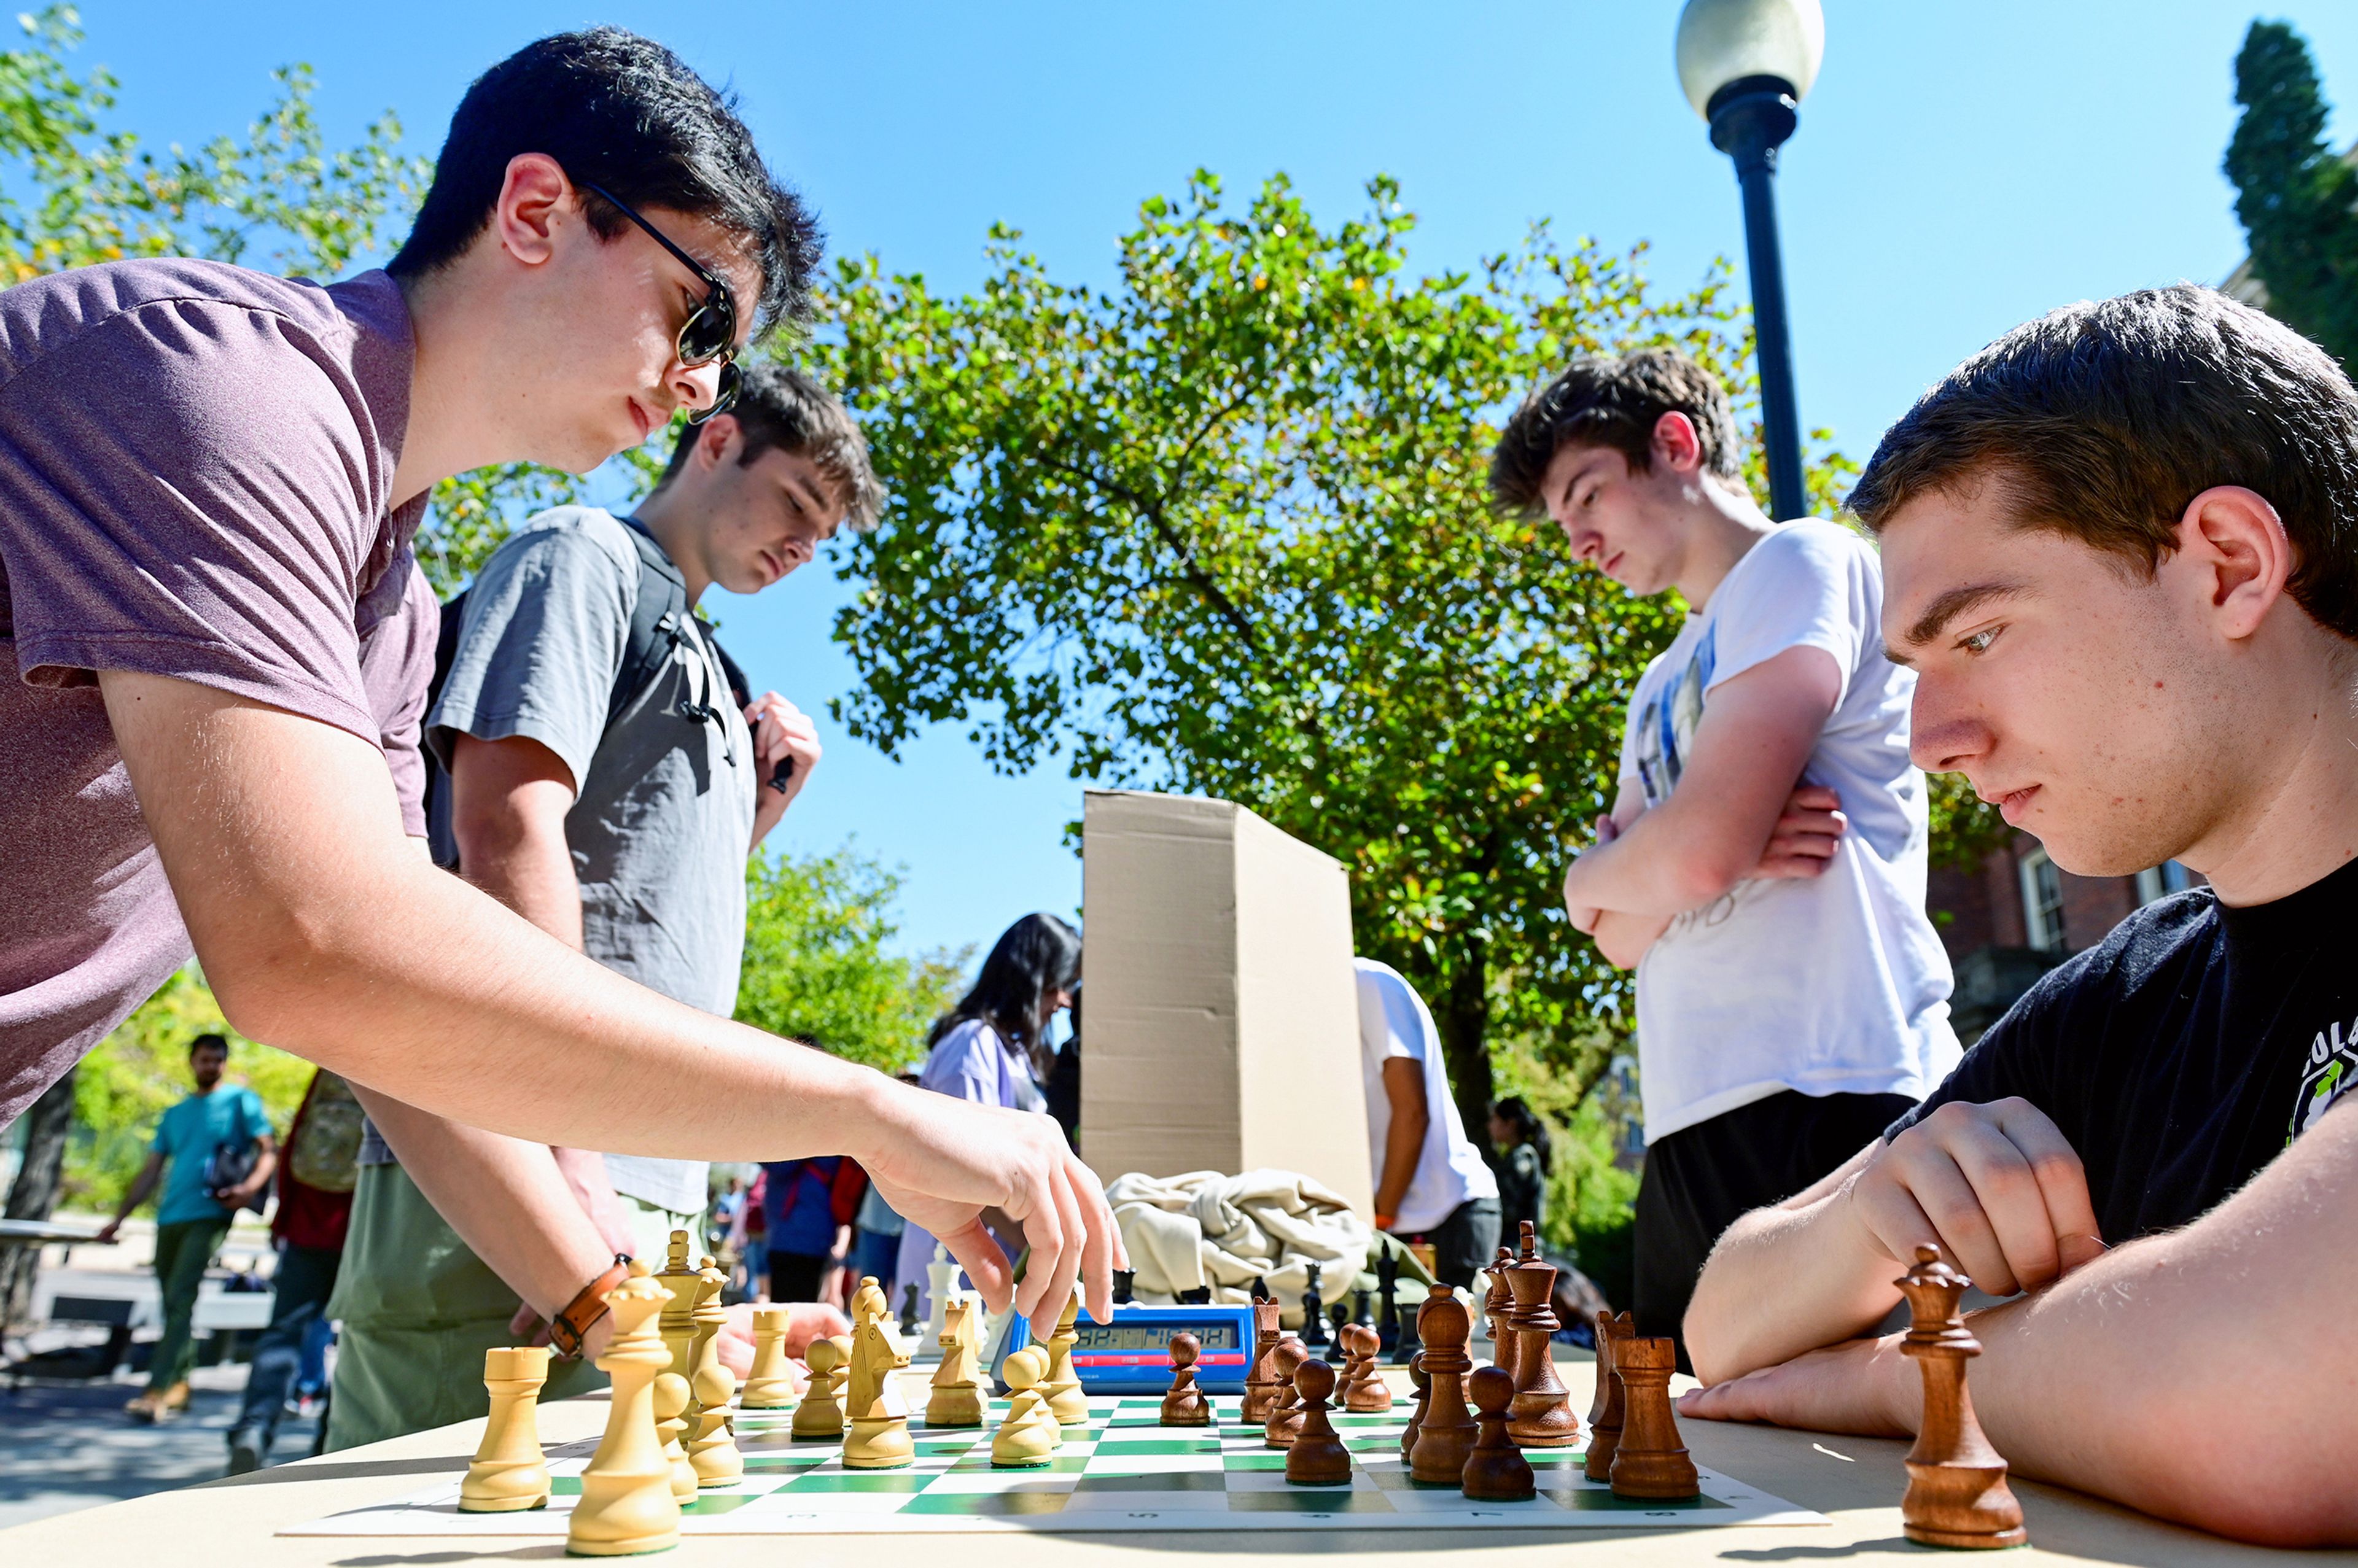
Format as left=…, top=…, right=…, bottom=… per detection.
left=489, top=152, right=574, bottom=269
left=1651, top=411, right=1704, bottom=475
left=2170, top=485, right=2292, bottom=643
left=695, top=412, right=744, bottom=469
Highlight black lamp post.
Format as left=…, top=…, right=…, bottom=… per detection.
left=1676, top=0, right=1824, bottom=522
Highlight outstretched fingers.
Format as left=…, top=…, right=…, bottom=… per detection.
left=936, top=1216, right=1014, bottom=1315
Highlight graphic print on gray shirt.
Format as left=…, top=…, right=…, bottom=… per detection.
left=391, top=506, right=755, bottom=1214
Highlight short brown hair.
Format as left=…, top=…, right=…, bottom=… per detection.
left=1849, top=284, right=2358, bottom=641
left=658, top=362, right=885, bottom=532
left=1489, top=348, right=1741, bottom=514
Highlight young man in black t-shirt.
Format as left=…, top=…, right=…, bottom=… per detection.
left=1677, top=285, right=2358, bottom=1548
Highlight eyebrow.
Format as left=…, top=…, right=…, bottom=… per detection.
left=1554, top=455, right=1606, bottom=515
left=1885, top=580, right=2028, bottom=666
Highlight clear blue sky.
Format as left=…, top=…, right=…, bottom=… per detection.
left=74, top=1, right=2358, bottom=963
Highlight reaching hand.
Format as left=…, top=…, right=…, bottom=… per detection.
left=1748, top=785, right=1847, bottom=880
left=94, top=1219, right=122, bottom=1244
left=857, top=1084, right=1127, bottom=1340
left=745, top=692, right=822, bottom=834
left=1842, top=1098, right=2107, bottom=1299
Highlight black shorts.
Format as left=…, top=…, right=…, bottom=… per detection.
left=766, top=1249, right=833, bottom=1303
left=1633, top=1089, right=1915, bottom=1371
left=1396, top=1196, right=1501, bottom=1290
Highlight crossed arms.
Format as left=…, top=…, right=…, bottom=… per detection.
left=1681, top=1095, right=2358, bottom=1546
left=1562, top=644, right=1849, bottom=967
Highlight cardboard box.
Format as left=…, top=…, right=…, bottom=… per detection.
left=1080, top=789, right=1371, bottom=1214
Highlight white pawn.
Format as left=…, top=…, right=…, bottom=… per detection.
left=919, top=1244, right=960, bottom=1358
left=990, top=1346, right=1061, bottom=1467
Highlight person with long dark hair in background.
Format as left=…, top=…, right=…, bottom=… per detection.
left=1487, top=1096, right=1553, bottom=1243
left=893, top=914, right=1081, bottom=1314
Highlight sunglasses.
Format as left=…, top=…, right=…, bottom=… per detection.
left=583, top=181, right=741, bottom=424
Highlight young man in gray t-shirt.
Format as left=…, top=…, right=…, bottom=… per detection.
left=323, top=365, right=882, bottom=1447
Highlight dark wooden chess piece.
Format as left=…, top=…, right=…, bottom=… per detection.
left=1112, top=1268, right=1136, bottom=1305
left=1325, top=1302, right=1351, bottom=1364
left=1241, top=1298, right=1285, bottom=1424
left=1263, top=1338, right=1310, bottom=1447
left=1283, top=1359, right=1353, bottom=1486
left=1460, top=1365, right=1535, bottom=1501
left=1399, top=1351, right=1431, bottom=1464
left=1584, top=1310, right=1634, bottom=1482
left=1250, top=1274, right=1272, bottom=1303
left=1896, top=1245, right=2028, bottom=1550
left=1375, top=1248, right=1401, bottom=1355
left=1483, top=1246, right=1517, bottom=1383
left=1342, top=1322, right=1393, bottom=1412
left=1178, top=1286, right=1213, bottom=1305
left=1504, top=1252, right=1579, bottom=1447
left=1407, top=1283, right=1477, bottom=1484
left=1353, top=1286, right=1374, bottom=1332
left=1389, top=1263, right=1425, bottom=1367
left=1160, top=1331, right=1212, bottom=1427
left=898, top=1281, right=921, bottom=1338
left=1607, top=1337, right=1698, bottom=1499
left=1300, top=1263, right=1329, bottom=1353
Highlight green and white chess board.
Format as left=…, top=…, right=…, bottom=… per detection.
left=282, top=1394, right=1827, bottom=1537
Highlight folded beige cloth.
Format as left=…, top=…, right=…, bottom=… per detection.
left=1107, top=1168, right=1373, bottom=1330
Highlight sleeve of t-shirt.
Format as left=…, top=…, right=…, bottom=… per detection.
left=1357, top=972, right=1422, bottom=1066
left=239, top=1088, right=273, bottom=1144
left=1882, top=978, right=2065, bottom=1144
left=426, top=515, right=633, bottom=793
left=0, top=297, right=395, bottom=745
left=359, top=557, right=438, bottom=837
left=1702, top=521, right=1873, bottom=707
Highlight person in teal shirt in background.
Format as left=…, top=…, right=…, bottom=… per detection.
left=97, top=1033, right=276, bottom=1421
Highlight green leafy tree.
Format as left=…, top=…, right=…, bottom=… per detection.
left=2226, top=20, right=2358, bottom=378
left=734, top=846, right=973, bottom=1074
left=814, top=171, right=1859, bottom=1135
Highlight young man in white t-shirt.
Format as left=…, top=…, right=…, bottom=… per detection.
left=1489, top=350, right=1958, bottom=1366
left=1355, top=958, right=1501, bottom=1287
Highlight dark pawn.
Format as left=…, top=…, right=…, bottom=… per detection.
left=1374, top=1249, right=1401, bottom=1354
left=1352, top=1287, right=1374, bottom=1333
left=1300, top=1262, right=1329, bottom=1351
left=1460, top=1365, right=1535, bottom=1502
left=1607, top=1337, right=1698, bottom=1500
left=1399, top=1351, right=1432, bottom=1464
left=1343, top=1323, right=1393, bottom=1413
left=1406, top=1284, right=1476, bottom=1484
left=1283, top=1359, right=1352, bottom=1486
left=1112, top=1268, right=1136, bottom=1305
left=1160, top=1331, right=1212, bottom=1427
left=898, top=1281, right=921, bottom=1337
left=1324, top=1301, right=1350, bottom=1364
left=1584, top=1310, right=1634, bottom=1483
left=1263, top=1338, right=1310, bottom=1447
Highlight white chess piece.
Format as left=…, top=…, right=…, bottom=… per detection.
left=919, top=1244, right=960, bottom=1358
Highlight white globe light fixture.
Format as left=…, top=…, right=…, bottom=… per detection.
left=1673, top=0, right=1826, bottom=521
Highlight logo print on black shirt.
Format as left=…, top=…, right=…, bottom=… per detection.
left=2289, top=1015, right=2358, bottom=1146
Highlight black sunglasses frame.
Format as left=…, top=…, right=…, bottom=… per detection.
left=583, top=180, right=742, bottom=425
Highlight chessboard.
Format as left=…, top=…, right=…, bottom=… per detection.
left=281, top=1394, right=1826, bottom=1538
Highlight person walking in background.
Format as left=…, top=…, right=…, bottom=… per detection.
left=95, top=1034, right=276, bottom=1423
left=1355, top=958, right=1502, bottom=1289
left=227, top=1067, right=362, bottom=1472
left=1487, top=1096, right=1552, bottom=1245
left=760, top=1155, right=865, bottom=1305
left=895, top=915, right=1081, bottom=1316
left=729, top=1166, right=770, bottom=1301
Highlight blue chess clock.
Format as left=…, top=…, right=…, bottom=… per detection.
left=987, top=1299, right=1256, bottom=1395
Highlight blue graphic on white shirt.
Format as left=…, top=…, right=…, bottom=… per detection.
left=1633, top=624, right=1716, bottom=809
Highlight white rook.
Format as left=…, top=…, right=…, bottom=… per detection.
left=1079, top=789, right=1372, bottom=1215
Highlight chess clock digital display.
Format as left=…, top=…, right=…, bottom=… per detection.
left=990, top=1302, right=1256, bottom=1395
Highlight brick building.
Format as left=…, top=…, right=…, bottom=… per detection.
left=1928, top=834, right=2199, bottom=1042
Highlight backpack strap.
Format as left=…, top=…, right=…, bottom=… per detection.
left=611, top=515, right=693, bottom=736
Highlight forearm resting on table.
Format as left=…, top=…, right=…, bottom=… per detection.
left=101, top=670, right=905, bottom=1162
left=1685, top=1141, right=1903, bottom=1383
left=355, top=1089, right=618, bottom=1321
left=1959, top=1106, right=2358, bottom=1545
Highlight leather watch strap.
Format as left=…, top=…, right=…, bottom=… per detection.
left=549, top=1254, right=633, bottom=1360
